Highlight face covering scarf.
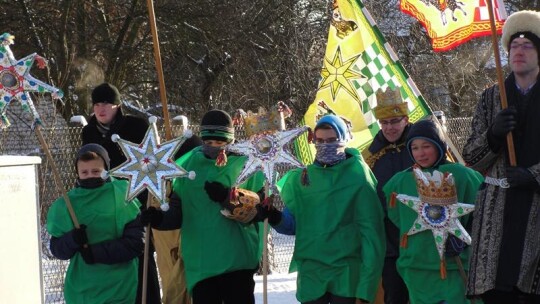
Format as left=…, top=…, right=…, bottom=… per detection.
left=77, top=177, right=106, bottom=189
left=202, top=144, right=224, bottom=159
left=315, top=142, right=346, bottom=166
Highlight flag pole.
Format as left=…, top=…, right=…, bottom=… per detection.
left=146, top=0, right=172, bottom=141
left=485, top=0, right=517, bottom=165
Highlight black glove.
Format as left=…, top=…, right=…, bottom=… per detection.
left=72, top=225, right=88, bottom=247
left=79, top=246, right=95, bottom=264
left=445, top=235, right=466, bottom=257
left=506, top=166, right=538, bottom=189
left=254, top=196, right=282, bottom=225
left=204, top=181, right=230, bottom=204
left=489, top=107, right=517, bottom=142
left=140, top=206, right=164, bottom=227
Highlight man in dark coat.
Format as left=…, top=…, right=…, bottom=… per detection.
left=464, top=10, right=540, bottom=304
left=362, top=88, right=412, bottom=304
left=81, top=82, right=161, bottom=304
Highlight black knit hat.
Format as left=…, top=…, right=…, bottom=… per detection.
left=200, top=110, right=235, bottom=143
left=406, top=119, right=447, bottom=167
left=91, top=82, right=121, bottom=105
left=76, top=143, right=111, bottom=170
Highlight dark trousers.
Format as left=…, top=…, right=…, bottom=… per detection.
left=302, top=292, right=356, bottom=304
left=382, top=256, right=409, bottom=304
left=481, top=288, right=540, bottom=304
left=192, top=269, right=256, bottom=304
left=135, top=248, right=161, bottom=304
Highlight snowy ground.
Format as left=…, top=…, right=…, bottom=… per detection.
left=254, top=272, right=298, bottom=304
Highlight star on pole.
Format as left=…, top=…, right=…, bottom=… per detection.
left=395, top=168, right=475, bottom=260
left=109, top=116, right=195, bottom=208
left=318, top=46, right=364, bottom=102
left=0, top=33, right=63, bottom=128
left=227, top=126, right=309, bottom=188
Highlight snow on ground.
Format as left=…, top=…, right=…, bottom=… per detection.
left=255, top=272, right=298, bottom=304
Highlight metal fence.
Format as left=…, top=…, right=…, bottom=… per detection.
left=0, top=116, right=473, bottom=302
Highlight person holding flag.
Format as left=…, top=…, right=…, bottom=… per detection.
left=362, top=88, right=413, bottom=304
left=464, top=10, right=540, bottom=303
left=258, top=114, right=386, bottom=304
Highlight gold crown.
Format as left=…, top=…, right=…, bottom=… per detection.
left=373, top=88, right=408, bottom=120
left=413, top=166, right=457, bottom=206
left=243, top=103, right=292, bottom=137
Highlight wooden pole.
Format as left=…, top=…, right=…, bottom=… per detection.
left=485, top=0, right=517, bottom=166
left=146, top=0, right=172, bottom=140
left=35, top=125, right=80, bottom=228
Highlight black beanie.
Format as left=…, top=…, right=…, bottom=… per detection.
left=91, top=83, right=121, bottom=105
left=200, top=110, right=235, bottom=143
left=406, top=119, right=447, bottom=167
left=509, top=31, right=540, bottom=63
left=76, top=143, right=111, bottom=170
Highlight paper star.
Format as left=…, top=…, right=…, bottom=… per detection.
left=0, top=33, right=63, bottom=128
left=109, top=117, right=195, bottom=205
left=227, top=126, right=308, bottom=188
left=395, top=194, right=474, bottom=259
left=318, top=46, right=365, bottom=102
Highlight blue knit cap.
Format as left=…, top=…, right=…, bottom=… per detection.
left=314, top=114, right=351, bottom=142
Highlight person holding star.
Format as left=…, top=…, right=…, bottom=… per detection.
left=140, top=109, right=265, bottom=304
left=257, top=114, right=386, bottom=304
left=383, top=119, right=483, bottom=304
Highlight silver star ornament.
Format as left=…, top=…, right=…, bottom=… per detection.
left=109, top=116, right=195, bottom=208
left=227, top=126, right=308, bottom=188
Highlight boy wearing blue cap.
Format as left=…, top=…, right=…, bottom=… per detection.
left=258, top=114, right=386, bottom=304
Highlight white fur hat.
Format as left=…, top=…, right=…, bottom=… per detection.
left=502, top=10, right=540, bottom=52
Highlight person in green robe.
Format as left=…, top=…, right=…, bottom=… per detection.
left=383, top=119, right=483, bottom=304
left=140, top=109, right=265, bottom=304
left=258, top=114, right=386, bottom=304
left=47, top=143, right=143, bottom=304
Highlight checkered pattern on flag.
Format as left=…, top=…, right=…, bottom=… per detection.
left=294, top=0, right=431, bottom=164
left=400, top=0, right=507, bottom=52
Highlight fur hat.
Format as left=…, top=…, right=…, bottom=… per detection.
left=314, top=114, right=351, bottom=142
left=501, top=10, right=540, bottom=52
left=406, top=119, right=447, bottom=167
left=200, top=110, right=235, bottom=143
left=373, top=88, right=408, bottom=120
left=91, top=82, right=121, bottom=105
left=76, top=143, right=111, bottom=170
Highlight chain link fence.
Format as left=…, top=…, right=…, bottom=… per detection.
left=0, top=116, right=472, bottom=302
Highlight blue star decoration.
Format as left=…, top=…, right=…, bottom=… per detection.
left=109, top=116, right=195, bottom=208
left=0, top=33, right=63, bottom=128
left=227, top=126, right=308, bottom=189
left=395, top=167, right=475, bottom=260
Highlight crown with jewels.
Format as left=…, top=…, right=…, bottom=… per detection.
left=413, top=166, right=457, bottom=206
left=373, top=88, right=408, bottom=120
left=243, top=102, right=291, bottom=137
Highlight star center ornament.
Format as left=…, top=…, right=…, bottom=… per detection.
left=0, top=33, right=63, bottom=128
left=226, top=103, right=307, bottom=189
left=109, top=116, right=196, bottom=210
left=393, top=166, right=475, bottom=278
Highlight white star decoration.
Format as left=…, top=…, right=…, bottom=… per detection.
left=109, top=117, right=195, bottom=206
left=227, top=126, right=308, bottom=188
left=0, top=33, right=63, bottom=128
left=395, top=170, right=475, bottom=260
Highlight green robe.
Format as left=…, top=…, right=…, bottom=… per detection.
left=47, top=178, right=140, bottom=304
left=277, top=148, right=385, bottom=303
left=172, top=147, right=265, bottom=294
left=383, top=163, right=483, bottom=304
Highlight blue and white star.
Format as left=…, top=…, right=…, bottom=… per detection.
left=227, top=126, right=308, bottom=188
left=109, top=117, right=195, bottom=206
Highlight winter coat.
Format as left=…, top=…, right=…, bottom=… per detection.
left=276, top=148, right=385, bottom=303
left=464, top=73, right=540, bottom=295
left=47, top=178, right=143, bottom=304
left=363, top=125, right=414, bottom=257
